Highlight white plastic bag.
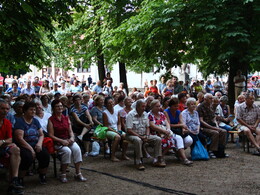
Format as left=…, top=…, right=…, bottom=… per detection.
left=89, top=141, right=100, bottom=157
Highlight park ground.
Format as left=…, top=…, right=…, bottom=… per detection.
left=1, top=141, right=260, bottom=195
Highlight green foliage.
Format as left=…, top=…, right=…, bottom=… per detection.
left=103, top=0, right=260, bottom=75
left=0, top=0, right=82, bottom=73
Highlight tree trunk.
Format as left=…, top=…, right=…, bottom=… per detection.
left=97, top=52, right=105, bottom=85
left=119, top=62, right=128, bottom=95
left=228, top=58, right=249, bottom=113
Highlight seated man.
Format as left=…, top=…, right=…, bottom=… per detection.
left=236, top=93, right=260, bottom=155
left=197, top=93, right=228, bottom=158
left=125, top=99, right=166, bottom=170
left=0, top=99, right=23, bottom=194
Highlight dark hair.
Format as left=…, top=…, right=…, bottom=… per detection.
left=168, top=97, right=179, bottom=107
left=162, top=96, right=171, bottom=106
left=40, top=95, right=49, bottom=102
left=23, top=102, right=36, bottom=113
left=73, top=94, right=82, bottom=102
left=178, top=93, right=186, bottom=100
left=104, top=96, right=113, bottom=107
left=51, top=99, right=62, bottom=110
left=117, top=95, right=125, bottom=103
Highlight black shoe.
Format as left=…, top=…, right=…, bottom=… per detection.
left=7, top=186, right=24, bottom=195
left=39, top=174, right=47, bottom=185
left=11, top=177, right=24, bottom=189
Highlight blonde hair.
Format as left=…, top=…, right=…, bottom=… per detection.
left=150, top=99, right=160, bottom=109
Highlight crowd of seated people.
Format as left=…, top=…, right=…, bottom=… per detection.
left=0, top=74, right=259, bottom=194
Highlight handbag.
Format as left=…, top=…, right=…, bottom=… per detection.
left=43, top=137, right=55, bottom=154
left=191, top=137, right=209, bottom=161
left=94, top=125, right=108, bottom=139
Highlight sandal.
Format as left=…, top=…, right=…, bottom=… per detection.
left=74, top=173, right=87, bottom=182
left=183, top=159, right=193, bottom=166
left=60, top=174, right=68, bottom=183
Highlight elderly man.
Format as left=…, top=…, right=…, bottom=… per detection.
left=197, top=93, right=227, bottom=158
left=126, top=99, right=166, bottom=170
left=236, top=93, right=260, bottom=155
left=0, top=99, right=23, bottom=194
left=21, top=80, right=35, bottom=95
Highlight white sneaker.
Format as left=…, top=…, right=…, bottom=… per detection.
left=83, top=152, right=89, bottom=157
left=77, top=135, right=83, bottom=141
left=105, top=149, right=110, bottom=154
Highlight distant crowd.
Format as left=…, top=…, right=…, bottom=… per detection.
left=0, top=70, right=259, bottom=195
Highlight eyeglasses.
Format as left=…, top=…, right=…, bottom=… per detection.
left=55, top=105, right=63, bottom=108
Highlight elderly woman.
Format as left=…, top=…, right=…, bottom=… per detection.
left=180, top=98, right=206, bottom=147
left=13, top=101, right=24, bottom=118
left=90, top=95, right=105, bottom=127
left=34, top=99, right=51, bottom=137
left=14, top=102, right=50, bottom=185
left=149, top=100, right=192, bottom=165
left=103, top=97, right=129, bottom=162
left=119, top=97, right=133, bottom=132
left=164, top=98, right=193, bottom=150
left=48, top=100, right=86, bottom=183
left=40, top=95, right=52, bottom=114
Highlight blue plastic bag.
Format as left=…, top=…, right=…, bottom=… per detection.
left=191, top=138, right=209, bottom=161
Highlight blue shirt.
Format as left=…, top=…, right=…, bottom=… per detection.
left=14, top=117, right=42, bottom=147
left=165, top=108, right=180, bottom=124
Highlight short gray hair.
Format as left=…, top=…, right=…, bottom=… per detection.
left=186, top=97, right=196, bottom=107
left=136, top=99, right=145, bottom=109
left=204, top=93, right=213, bottom=99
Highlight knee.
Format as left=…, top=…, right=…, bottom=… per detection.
left=114, top=135, right=121, bottom=141
left=10, top=146, right=20, bottom=156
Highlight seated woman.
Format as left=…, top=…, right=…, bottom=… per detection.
left=34, top=99, right=51, bottom=137
left=180, top=97, right=206, bottom=148
left=119, top=97, right=133, bottom=132
left=48, top=100, right=86, bottom=183
left=149, top=100, right=192, bottom=165
left=14, top=102, right=50, bottom=185
left=70, top=94, right=94, bottom=157
left=164, top=98, right=193, bottom=148
left=103, top=97, right=129, bottom=162
left=40, top=95, right=52, bottom=114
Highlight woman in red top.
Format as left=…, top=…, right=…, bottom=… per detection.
left=48, top=100, right=86, bottom=183
left=178, top=93, right=187, bottom=112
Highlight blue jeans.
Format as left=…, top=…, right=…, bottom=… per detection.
left=220, top=124, right=232, bottom=142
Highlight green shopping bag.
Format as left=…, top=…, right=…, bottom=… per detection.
left=94, top=125, right=108, bottom=139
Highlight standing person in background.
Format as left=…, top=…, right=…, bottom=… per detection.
left=21, top=81, right=35, bottom=95
left=150, top=80, right=159, bottom=95
left=70, top=80, right=82, bottom=93
left=103, top=80, right=113, bottom=97
left=213, top=77, right=223, bottom=95
left=87, top=75, right=92, bottom=87
left=32, top=81, right=40, bottom=96
left=158, top=76, right=166, bottom=95
left=92, top=80, right=103, bottom=94
left=233, top=70, right=246, bottom=98
left=39, top=80, right=51, bottom=96
left=103, top=72, right=113, bottom=85
left=205, top=80, right=214, bottom=95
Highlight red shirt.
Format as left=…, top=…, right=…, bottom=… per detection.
left=178, top=102, right=186, bottom=112
left=0, top=118, right=12, bottom=140
left=150, top=86, right=159, bottom=94
left=49, top=115, right=70, bottom=140
left=0, top=76, right=4, bottom=86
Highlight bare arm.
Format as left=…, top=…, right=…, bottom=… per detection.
left=85, top=110, right=94, bottom=126
left=14, top=130, right=35, bottom=154
left=71, top=112, right=91, bottom=129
